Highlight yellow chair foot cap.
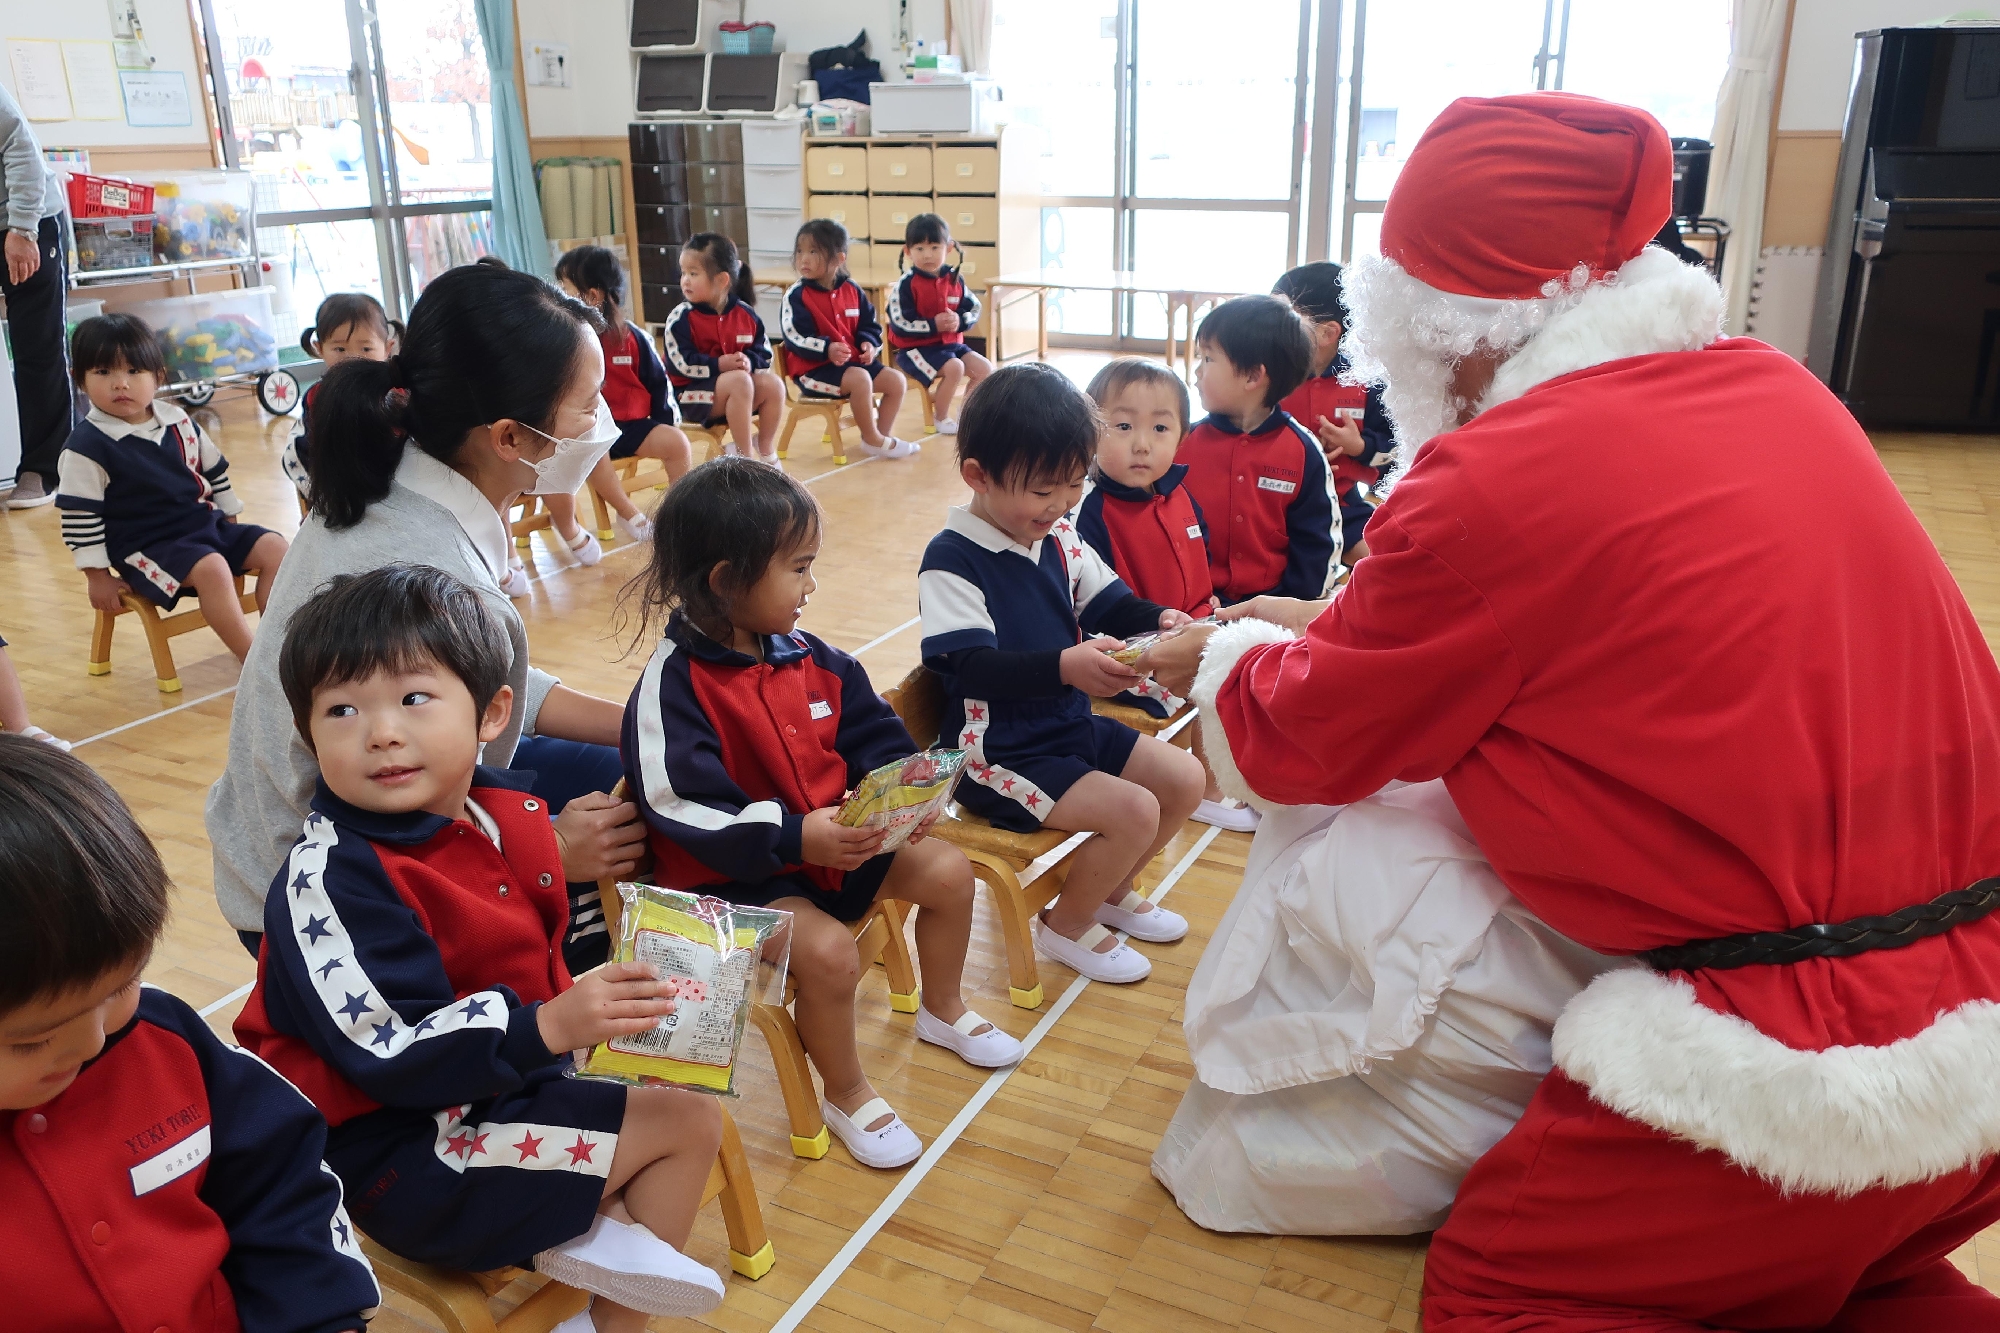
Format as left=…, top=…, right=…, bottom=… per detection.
left=729, top=1241, right=775, bottom=1279
left=514, top=536, right=531, bottom=548
left=790, top=1126, right=830, bottom=1159
left=888, top=991, right=919, bottom=1014
left=1009, top=983, right=1045, bottom=1010
left=87, top=662, right=111, bottom=676
left=596, top=528, right=614, bottom=541
left=158, top=678, right=184, bottom=694
left=831, top=455, right=847, bottom=467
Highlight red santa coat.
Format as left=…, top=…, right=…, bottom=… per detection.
left=1194, top=260, right=2000, bottom=1196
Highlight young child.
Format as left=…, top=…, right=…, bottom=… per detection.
left=0, top=636, right=67, bottom=748
left=555, top=244, right=694, bottom=544
left=781, top=219, right=918, bottom=461
left=233, top=565, right=727, bottom=1333
left=1274, top=262, right=1395, bottom=561
left=918, top=362, right=1207, bottom=984
left=663, top=233, right=785, bottom=461
left=282, top=292, right=401, bottom=501
left=55, top=314, right=289, bottom=663
left=1179, top=295, right=1338, bottom=604
left=0, top=732, right=379, bottom=1332
left=624, top=458, right=1022, bottom=1169
left=885, top=213, right=991, bottom=435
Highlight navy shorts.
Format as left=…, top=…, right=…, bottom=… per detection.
left=668, top=386, right=717, bottom=429
left=327, top=1064, right=625, bottom=1273
left=611, top=415, right=679, bottom=460
left=113, top=511, right=272, bottom=609
left=793, top=359, right=889, bottom=400
left=703, top=851, right=895, bottom=925
left=893, top=343, right=973, bottom=387
left=951, top=697, right=1142, bottom=833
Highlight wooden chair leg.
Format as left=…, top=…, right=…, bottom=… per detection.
left=715, top=1109, right=775, bottom=1278
left=875, top=899, right=919, bottom=1013
left=966, top=850, right=1044, bottom=1009
left=589, top=480, right=615, bottom=541
left=750, top=1001, right=828, bottom=1158
left=776, top=407, right=802, bottom=461
left=88, top=609, right=116, bottom=676
left=127, top=595, right=184, bottom=694
left=825, top=408, right=845, bottom=468
left=359, top=1239, right=505, bottom=1333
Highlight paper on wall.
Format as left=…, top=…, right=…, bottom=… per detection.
left=118, top=70, right=191, bottom=128
left=7, top=40, right=72, bottom=121
left=61, top=42, right=122, bottom=121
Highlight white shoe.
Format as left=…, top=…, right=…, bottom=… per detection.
left=615, top=512, right=654, bottom=544
left=1096, top=890, right=1188, bottom=943
left=935, top=418, right=958, bottom=435
left=1035, top=915, right=1151, bottom=983
left=534, top=1215, right=724, bottom=1317
left=500, top=558, right=531, bottom=598
left=550, top=1303, right=595, bottom=1333
left=565, top=529, right=604, bottom=567
left=823, top=1096, right=922, bottom=1169
left=17, top=726, right=71, bottom=752
left=856, top=436, right=921, bottom=461
left=915, top=1002, right=1024, bottom=1069
left=1191, top=797, right=1260, bottom=832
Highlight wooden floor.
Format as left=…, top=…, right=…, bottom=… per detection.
left=3, top=367, right=1998, bottom=1330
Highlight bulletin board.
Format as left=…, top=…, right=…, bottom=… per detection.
left=1, top=0, right=211, bottom=149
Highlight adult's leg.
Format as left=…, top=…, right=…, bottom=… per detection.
left=1423, top=1070, right=2000, bottom=1333
left=510, top=734, right=628, bottom=974
left=635, top=423, right=693, bottom=482
left=931, top=356, right=967, bottom=422
left=4, top=215, right=72, bottom=489
left=714, top=369, right=755, bottom=453
left=768, top=895, right=890, bottom=1128
left=188, top=552, right=256, bottom=661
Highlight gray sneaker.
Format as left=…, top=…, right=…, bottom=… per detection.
left=5, top=475, right=52, bottom=509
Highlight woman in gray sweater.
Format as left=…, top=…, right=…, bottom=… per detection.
left=207, top=263, right=646, bottom=973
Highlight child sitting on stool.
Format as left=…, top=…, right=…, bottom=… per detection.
left=885, top=213, right=992, bottom=435
left=663, top=233, right=785, bottom=462
left=781, top=220, right=917, bottom=461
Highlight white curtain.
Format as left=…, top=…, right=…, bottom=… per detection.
left=1705, top=0, right=1791, bottom=335
left=949, top=0, right=994, bottom=74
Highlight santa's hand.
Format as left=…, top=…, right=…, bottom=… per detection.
left=1316, top=414, right=1366, bottom=459
left=1137, top=622, right=1218, bottom=699
left=1060, top=639, right=1143, bottom=697
left=1217, top=596, right=1329, bottom=637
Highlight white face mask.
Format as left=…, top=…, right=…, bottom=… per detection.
left=522, top=397, right=618, bottom=496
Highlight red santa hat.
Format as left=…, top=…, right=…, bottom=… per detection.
left=1380, top=92, right=1675, bottom=302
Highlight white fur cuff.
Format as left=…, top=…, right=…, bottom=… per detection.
left=1552, top=968, right=2000, bottom=1196
left=1189, top=618, right=1297, bottom=810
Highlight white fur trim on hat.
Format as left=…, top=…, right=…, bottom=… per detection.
left=1552, top=967, right=2000, bottom=1196
left=1189, top=618, right=1297, bottom=810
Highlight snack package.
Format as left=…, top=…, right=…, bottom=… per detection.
left=570, top=886, right=791, bottom=1095
left=1106, top=618, right=1215, bottom=666
left=835, top=748, right=968, bottom=853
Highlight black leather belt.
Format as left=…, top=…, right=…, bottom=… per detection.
left=1638, top=877, right=2000, bottom=972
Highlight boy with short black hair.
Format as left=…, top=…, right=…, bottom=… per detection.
left=918, top=363, right=1207, bottom=986
left=886, top=213, right=991, bottom=434
left=234, top=563, right=727, bottom=1333
left=0, top=732, right=379, bottom=1333
left=1179, top=294, right=1338, bottom=603
left=1275, top=262, right=1395, bottom=560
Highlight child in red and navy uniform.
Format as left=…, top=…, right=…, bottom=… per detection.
left=781, top=219, right=917, bottom=460
left=624, top=459, right=1022, bottom=1170
left=555, top=244, right=694, bottom=549
left=282, top=292, right=401, bottom=502
left=885, top=213, right=991, bottom=435
left=918, top=364, right=1207, bottom=989
left=1274, top=262, right=1395, bottom=562
left=1180, top=295, right=1338, bottom=603
left=56, top=314, right=289, bottom=663
left=664, top=233, right=785, bottom=461
left=0, top=732, right=378, bottom=1333
left=233, top=565, right=726, bottom=1333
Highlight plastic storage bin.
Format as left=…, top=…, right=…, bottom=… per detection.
left=66, top=173, right=155, bottom=218
left=126, top=287, right=279, bottom=384
left=73, top=216, right=157, bottom=272
left=868, top=81, right=997, bottom=135
left=128, top=170, right=255, bottom=262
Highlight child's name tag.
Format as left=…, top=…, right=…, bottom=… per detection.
left=1186, top=524, right=1204, bottom=539
left=809, top=699, right=833, bottom=720
left=612, top=355, right=634, bottom=366
left=131, top=1125, right=210, bottom=1196
left=1335, top=406, right=1366, bottom=420
left=737, top=333, right=754, bottom=344
left=844, top=308, right=859, bottom=318
left=1257, top=476, right=1298, bottom=494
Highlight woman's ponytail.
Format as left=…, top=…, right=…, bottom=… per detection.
left=307, top=355, right=409, bottom=530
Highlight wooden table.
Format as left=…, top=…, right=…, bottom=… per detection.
left=986, top=269, right=1252, bottom=374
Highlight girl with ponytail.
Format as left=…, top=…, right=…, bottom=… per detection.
left=660, top=233, right=784, bottom=460
left=210, top=260, right=649, bottom=981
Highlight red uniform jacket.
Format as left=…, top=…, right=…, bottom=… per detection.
left=1179, top=408, right=1337, bottom=603
left=600, top=320, right=673, bottom=423
left=884, top=266, right=982, bottom=349
left=1073, top=464, right=1215, bottom=618
left=662, top=296, right=773, bottom=402
left=1281, top=354, right=1396, bottom=499
left=780, top=278, right=883, bottom=377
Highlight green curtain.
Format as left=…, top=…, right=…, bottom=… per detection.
left=472, top=0, right=551, bottom=277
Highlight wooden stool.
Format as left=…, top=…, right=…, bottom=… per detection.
left=510, top=495, right=555, bottom=549
left=87, top=575, right=258, bottom=694
left=878, top=341, right=935, bottom=434
left=774, top=346, right=886, bottom=468
left=1092, top=695, right=1197, bottom=749
left=358, top=1105, right=773, bottom=1333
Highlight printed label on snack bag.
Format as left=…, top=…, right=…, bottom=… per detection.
left=809, top=699, right=833, bottom=720
left=1186, top=524, right=1203, bottom=538
left=1257, top=476, right=1298, bottom=494
left=607, top=928, right=756, bottom=1068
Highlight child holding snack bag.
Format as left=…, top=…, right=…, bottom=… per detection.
left=622, top=457, right=1022, bottom=1170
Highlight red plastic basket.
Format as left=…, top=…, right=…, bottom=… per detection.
left=65, top=173, right=156, bottom=219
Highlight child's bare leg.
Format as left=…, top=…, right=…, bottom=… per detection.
left=592, top=1087, right=724, bottom=1333
left=1112, top=735, right=1206, bottom=899
left=0, top=646, right=30, bottom=733
left=545, top=491, right=584, bottom=542
left=587, top=453, right=641, bottom=522
left=841, top=367, right=889, bottom=447
left=637, top=425, right=694, bottom=483
left=189, top=552, right=256, bottom=661
left=1038, top=771, right=1159, bottom=948
left=752, top=372, right=784, bottom=456
left=242, top=531, right=288, bottom=613
left=875, top=368, right=907, bottom=436
left=964, top=351, right=994, bottom=387
left=716, top=369, right=754, bottom=454
left=768, top=896, right=889, bottom=1127
left=932, top=357, right=967, bottom=422
left=876, top=837, right=983, bottom=1027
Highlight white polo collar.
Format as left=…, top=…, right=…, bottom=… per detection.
left=86, top=399, right=189, bottom=443
left=394, top=443, right=512, bottom=585
left=946, top=503, right=1046, bottom=560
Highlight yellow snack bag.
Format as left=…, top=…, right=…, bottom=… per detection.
left=835, top=749, right=969, bottom=853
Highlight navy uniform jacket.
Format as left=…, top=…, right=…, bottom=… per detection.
left=2, top=986, right=378, bottom=1333
left=781, top=278, right=883, bottom=376
left=1179, top=407, right=1338, bottom=603
left=662, top=298, right=774, bottom=408
left=1074, top=464, right=1215, bottom=618
left=885, top=266, right=982, bottom=349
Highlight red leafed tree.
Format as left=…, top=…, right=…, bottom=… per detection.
left=409, top=0, right=489, bottom=161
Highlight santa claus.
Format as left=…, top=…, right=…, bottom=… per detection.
left=1145, top=92, right=2000, bottom=1327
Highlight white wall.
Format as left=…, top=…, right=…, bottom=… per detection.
left=0, top=0, right=210, bottom=147
left=1774, top=0, right=1974, bottom=132
left=520, top=0, right=947, bottom=140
